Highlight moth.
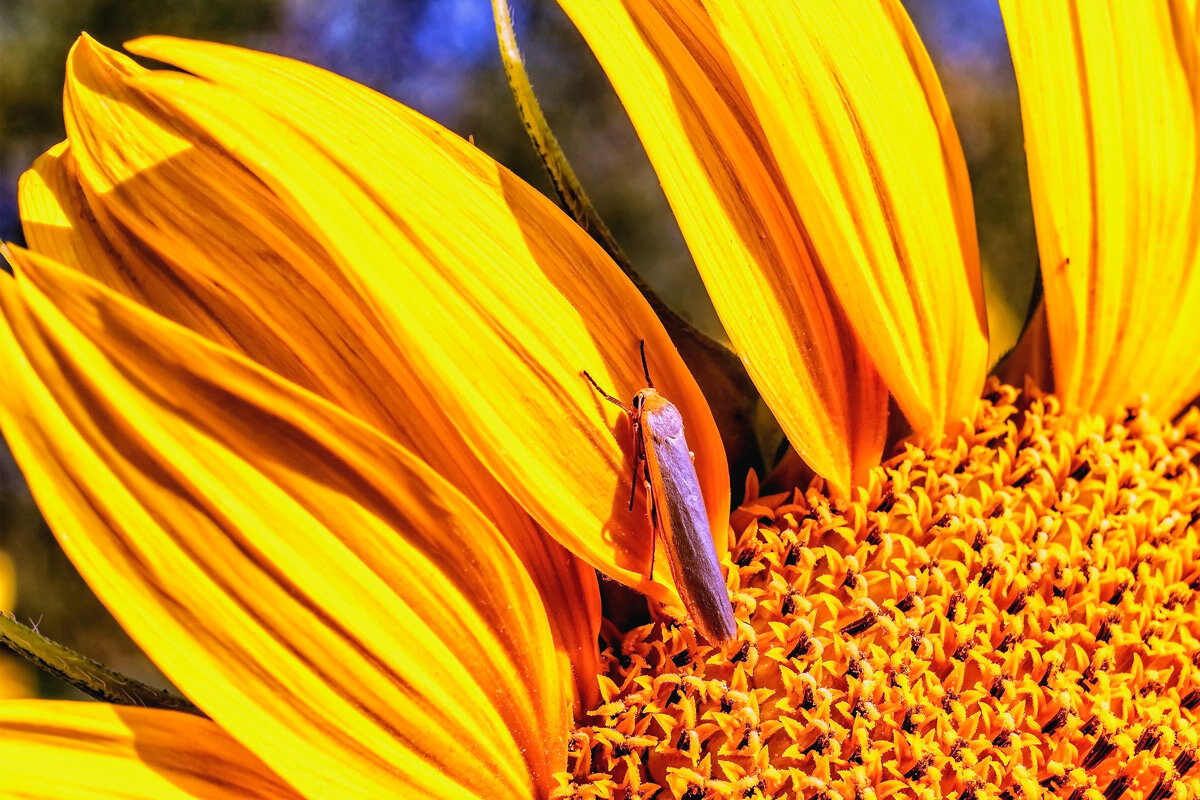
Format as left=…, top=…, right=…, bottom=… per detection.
left=584, top=341, right=737, bottom=645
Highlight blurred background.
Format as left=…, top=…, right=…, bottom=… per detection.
left=0, top=0, right=1036, bottom=697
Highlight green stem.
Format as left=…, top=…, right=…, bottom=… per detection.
left=0, top=611, right=203, bottom=716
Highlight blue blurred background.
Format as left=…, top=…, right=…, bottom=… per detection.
left=0, top=0, right=1035, bottom=696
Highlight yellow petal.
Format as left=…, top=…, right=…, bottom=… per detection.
left=18, top=142, right=93, bottom=271
left=1001, top=2, right=1200, bottom=415
left=705, top=0, right=989, bottom=436
left=0, top=249, right=568, bottom=800
left=118, top=34, right=727, bottom=599
left=0, top=700, right=300, bottom=799
left=19, top=141, right=249, bottom=369
left=43, top=35, right=601, bottom=704
left=18, top=140, right=232, bottom=338
left=554, top=0, right=887, bottom=495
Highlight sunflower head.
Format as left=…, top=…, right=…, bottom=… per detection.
left=559, top=382, right=1200, bottom=798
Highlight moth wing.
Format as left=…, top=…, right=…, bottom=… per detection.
left=641, top=398, right=736, bottom=644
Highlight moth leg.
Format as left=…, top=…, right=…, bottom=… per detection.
left=643, top=456, right=658, bottom=577
left=628, top=455, right=648, bottom=513
left=628, top=418, right=644, bottom=512
left=648, top=524, right=658, bottom=578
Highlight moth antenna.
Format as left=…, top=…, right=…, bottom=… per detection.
left=583, top=370, right=628, bottom=410
left=639, top=339, right=654, bottom=388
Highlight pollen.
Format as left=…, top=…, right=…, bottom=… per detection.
left=555, top=381, right=1200, bottom=800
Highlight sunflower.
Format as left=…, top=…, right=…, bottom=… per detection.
left=1, top=1, right=1198, bottom=799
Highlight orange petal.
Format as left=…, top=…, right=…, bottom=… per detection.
left=0, top=250, right=568, bottom=800
left=0, top=700, right=300, bottom=799
left=704, top=0, right=988, bottom=435
left=39, top=35, right=601, bottom=704
left=115, top=34, right=727, bottom=600
left=1001, top=2, right=1200, bottom=415
left=554, top=0, right=887, bottom=495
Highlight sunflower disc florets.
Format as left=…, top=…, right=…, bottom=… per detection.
left=559, top=380, right=1200, bottom=800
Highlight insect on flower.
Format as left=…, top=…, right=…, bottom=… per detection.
left=584, top=342, right=738, bottom=646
